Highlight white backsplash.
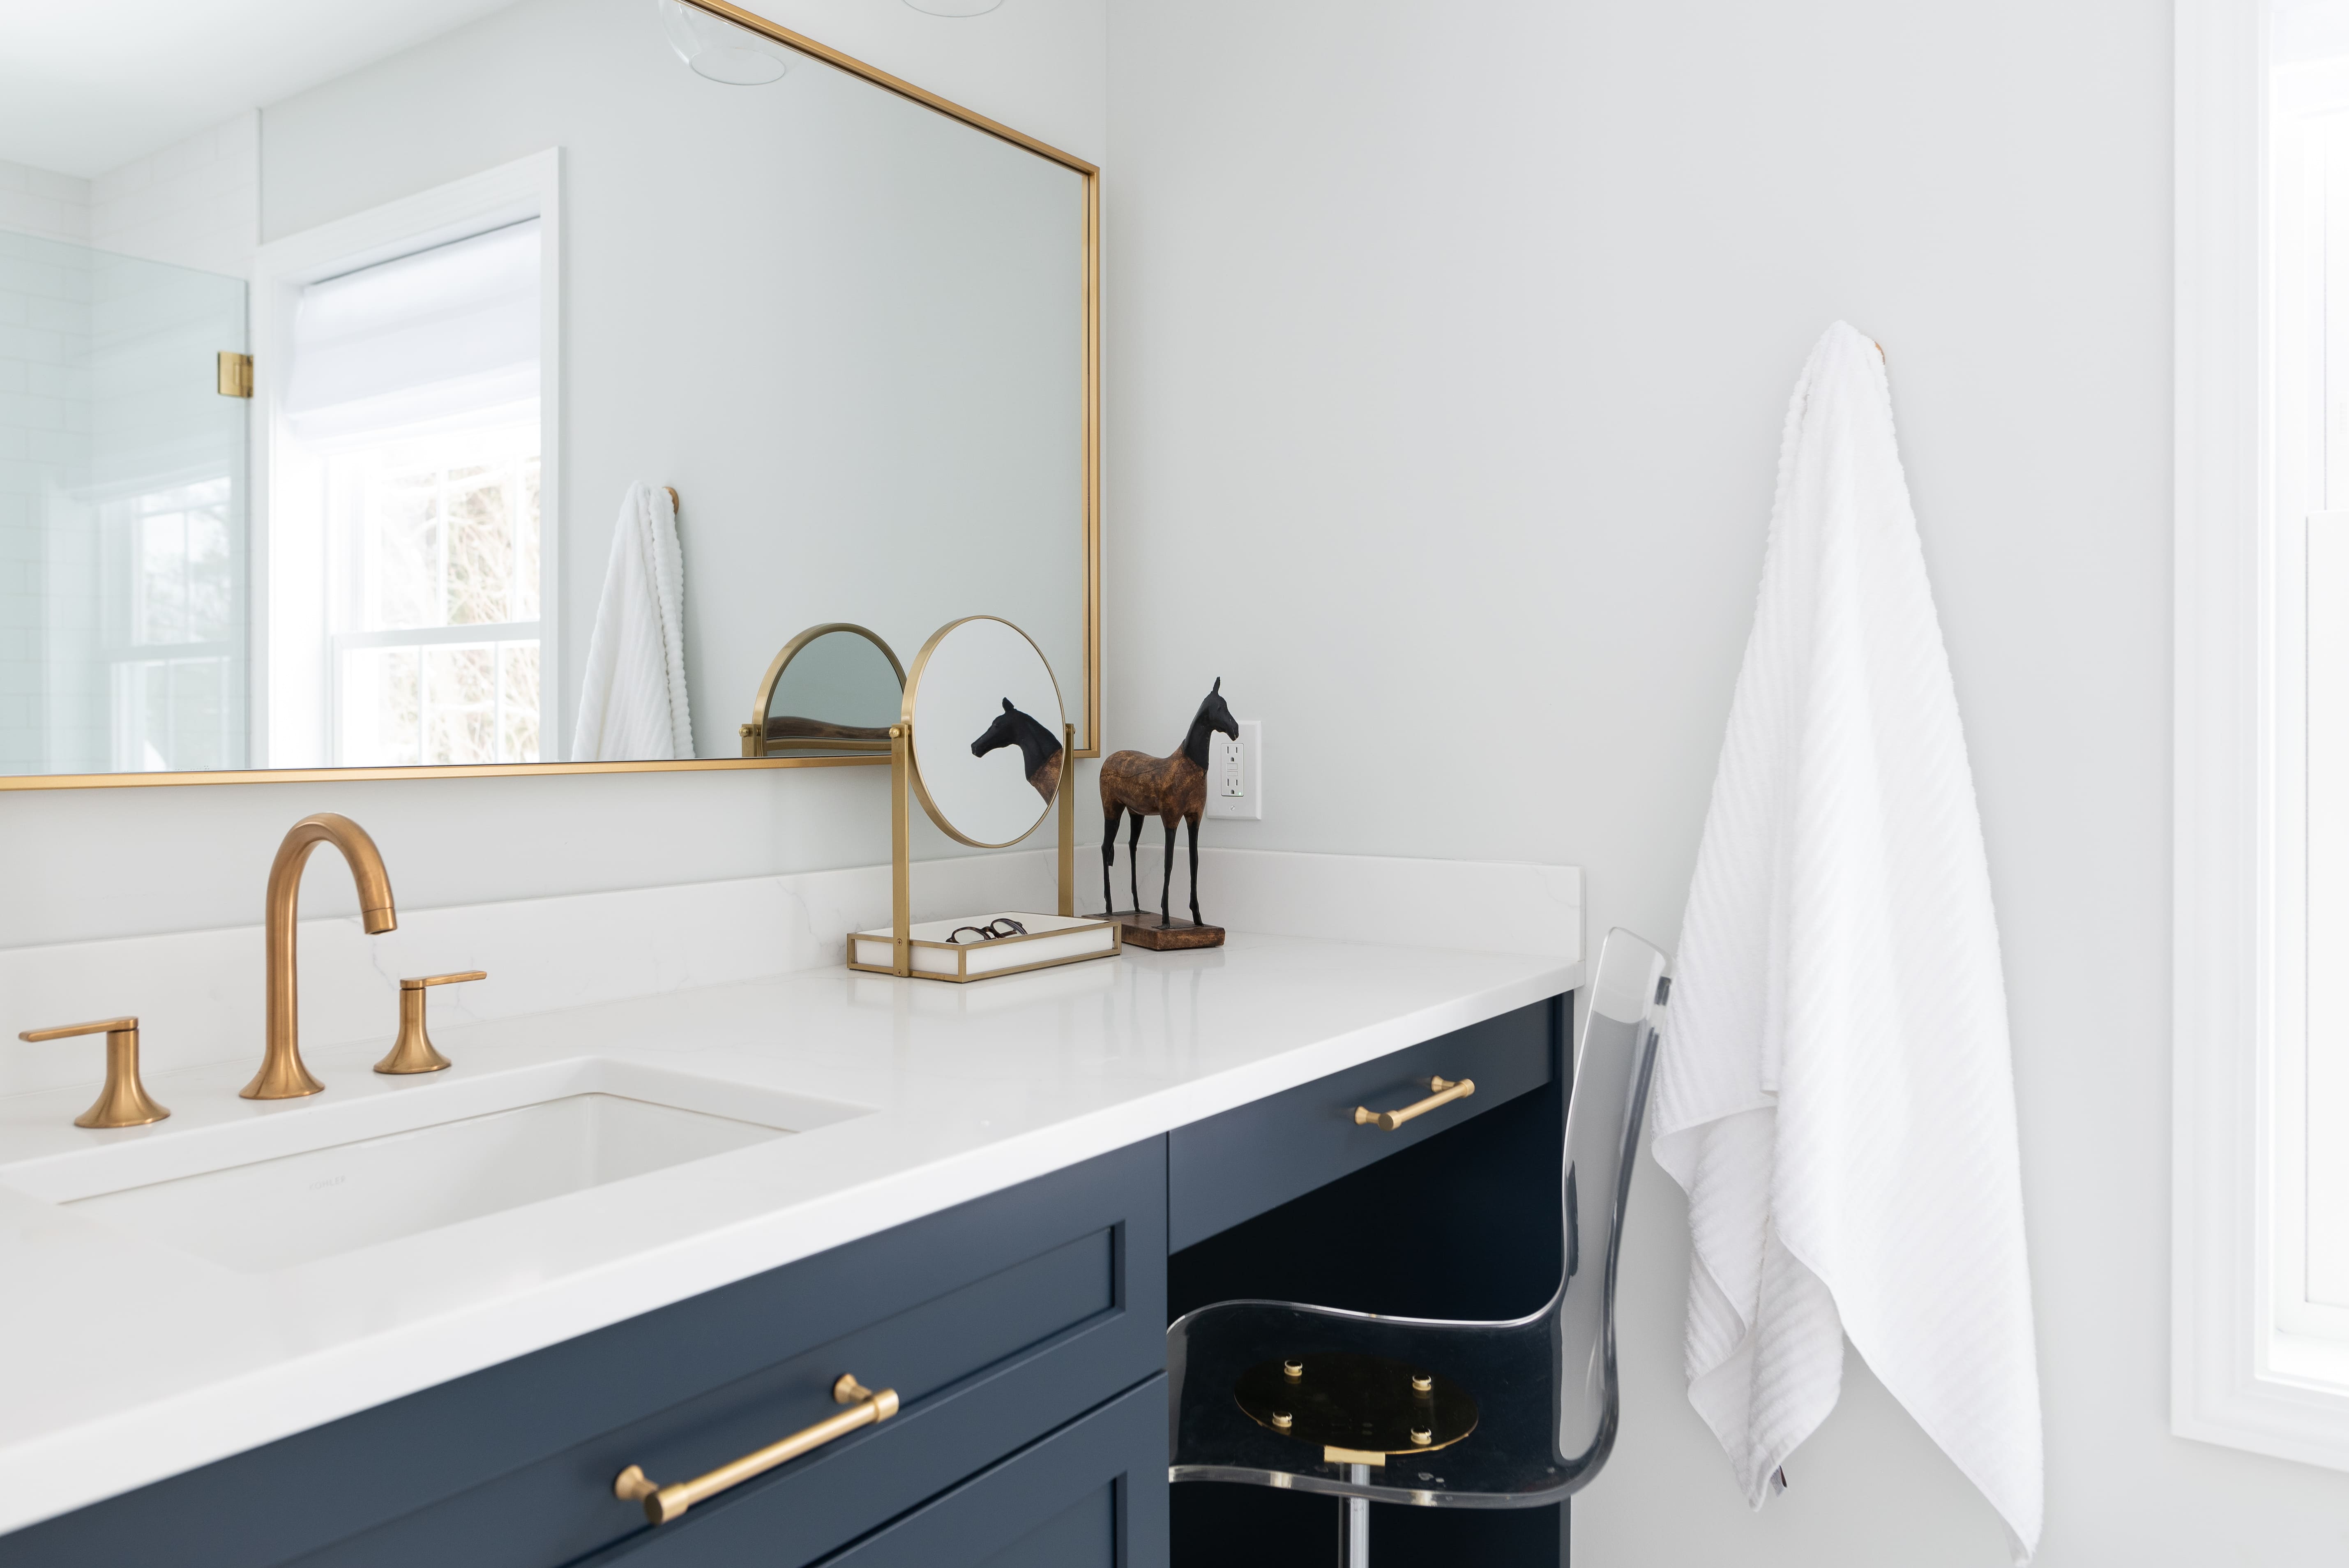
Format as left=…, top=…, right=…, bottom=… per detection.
left=1119, top=846, right=1585, bottom=962
left=0, top=851, right=1056, bottom=1099
left=0, top=848, right=1581, bottom=1101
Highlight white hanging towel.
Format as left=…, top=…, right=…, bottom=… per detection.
left=1651, top=323, right=2042, bottom=1561
left=571, top=482, right=693, bottom=761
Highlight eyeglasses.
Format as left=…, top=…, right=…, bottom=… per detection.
left=947, top=918, right=1028, bottom=944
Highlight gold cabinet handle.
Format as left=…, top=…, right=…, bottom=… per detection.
left=18, top=1017, right=169, bottom=1128
left=373, top=970, right=486, bottom=1076
left=614, top=1374, right=900, bottom=1525
left=1354, top=1075, right=1474, bottom=1132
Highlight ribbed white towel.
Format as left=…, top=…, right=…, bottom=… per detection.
left=571, top=482, right=693, bottom=761
left=1651, top=323, right=2042, bottom=1561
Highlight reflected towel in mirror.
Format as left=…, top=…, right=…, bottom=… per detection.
left=572, top=482, right=693, bottom=760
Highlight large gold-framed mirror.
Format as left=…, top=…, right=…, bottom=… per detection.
left=0, top=0, right=1097, bottom=791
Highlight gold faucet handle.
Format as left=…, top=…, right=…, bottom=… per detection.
left=374, top=971, right=486, bottom=1076
left=16, top=1017, right=170, bottom=1129
left=407, top=971, right=488, bottom=989
left=19, top=1015, right=138, bottom=1043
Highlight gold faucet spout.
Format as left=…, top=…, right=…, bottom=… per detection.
left=244, top=812, right=399, bottom=1100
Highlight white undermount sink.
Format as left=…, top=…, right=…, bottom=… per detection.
left=0, top=1059, right=868, bottom=1273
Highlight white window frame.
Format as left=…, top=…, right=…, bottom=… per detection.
left=104, top=478, right=244, bottom=772
left=2176, top=0, right=2349, bottom=1466
left=322, top=428, right=546, bottom=766
left=247, top=148, right=562, bottom=768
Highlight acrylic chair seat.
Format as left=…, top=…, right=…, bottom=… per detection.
left=1166, top=928, right=1669, bottom=1523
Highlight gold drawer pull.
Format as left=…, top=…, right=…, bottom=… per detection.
left=1354, top=1076, right=1475, bottom=1131
left=614, top=1374, right=901, bottom=1524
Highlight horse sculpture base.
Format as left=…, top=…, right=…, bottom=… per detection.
left=1102, top=910, right=1225, bottom=951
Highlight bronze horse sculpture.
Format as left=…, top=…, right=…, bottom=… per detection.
left=1100, top=679, right=1238, bottom=926
left=970, top=699, right=1064, bottom=803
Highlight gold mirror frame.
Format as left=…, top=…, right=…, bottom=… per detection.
left=740, top=623, right=907, bottom=758
left=879, top=615, right=1080, bottom=975
left=901, top=616, right=1066, bottom=850
left=4, top=0, right=1100, bottom=793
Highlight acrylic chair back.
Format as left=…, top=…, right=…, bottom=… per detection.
left=1548, top=927, right=1669, bottom=1482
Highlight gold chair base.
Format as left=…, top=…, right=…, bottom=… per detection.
left=1234, top=1352, right=1478, bottom=1464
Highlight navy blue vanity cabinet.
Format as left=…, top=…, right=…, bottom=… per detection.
left=1, top=995, right=1570, bottom=1568
left=0, top=1139, right=1166, bottom=1568
left=584, top=1376, right=1168, bottom=1568
left=1167, top=998, right=1557, bottom=1250
left=1166, top=996, right=1572, bottom=1568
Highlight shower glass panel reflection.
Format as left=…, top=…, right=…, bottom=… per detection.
left=0, top=231, right=247, bottom=775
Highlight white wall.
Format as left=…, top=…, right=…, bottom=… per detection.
left=1104, top=0, right=2349, bottom=1562
left=90, top=112, right=260, bottom=281
left=0, top=0, right=1105, bottom=951
left=0, top=115, right=260, bottom=279
left=0, top=160, right=88, bottom=247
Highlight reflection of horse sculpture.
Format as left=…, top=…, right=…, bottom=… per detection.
left=1100, top=679, right=1238, bottom=926
left=970, top=699, right=1064, bottom=803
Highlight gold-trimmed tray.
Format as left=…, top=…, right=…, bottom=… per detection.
left=847, top=912, right=1120, bottom=983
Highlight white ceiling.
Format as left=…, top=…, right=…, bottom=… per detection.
left=0, top=0, right=525, bottom=178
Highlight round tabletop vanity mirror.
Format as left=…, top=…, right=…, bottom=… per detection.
left=744, top=625, right=906, bottom=758
left=905, top=617, right=1066, bottom=847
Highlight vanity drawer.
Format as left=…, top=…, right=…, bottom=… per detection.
left=0, top=1139, right=1166, bottom=1568
left=1167, top=996, right=1562, bottom=1250
left=581, top=1375, right=1168, bottom=1568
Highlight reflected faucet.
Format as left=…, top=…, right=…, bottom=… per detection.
left=242, top=813, right=399, bottom=1100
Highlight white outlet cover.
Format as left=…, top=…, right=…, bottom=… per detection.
left=1206, top=720, right=1261, bottom=821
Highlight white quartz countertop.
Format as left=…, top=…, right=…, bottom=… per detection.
left=0, top=932, right=1575, bottom=1536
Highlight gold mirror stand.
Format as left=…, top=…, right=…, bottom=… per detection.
left=890, top=724, right=911, bottom=976
left=886, top=722, right=1077, bottom=979
left=1057, top=724, right=1075, bottom=920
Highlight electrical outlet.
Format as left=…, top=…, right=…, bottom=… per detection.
left=1206, top=720, right=1261, bottom=821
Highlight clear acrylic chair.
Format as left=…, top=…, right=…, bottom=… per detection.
left=1166, top=927, right=1670, bottom=1563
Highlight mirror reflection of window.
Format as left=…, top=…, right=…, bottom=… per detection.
left=326, top=429, right=541, bottom=766
left=280, top=219, right=543, bottom=766
left=108, top=478, right=239, bottom=772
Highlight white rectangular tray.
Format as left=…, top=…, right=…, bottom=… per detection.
left=847, top=912, right=1120, bottom=982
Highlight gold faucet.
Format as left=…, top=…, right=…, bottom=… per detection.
left=243, top=812, right=398, bottom=1100
left=374, top=971, right=487, bottom=1075
left=17, top=1017, right=169, bottom=1128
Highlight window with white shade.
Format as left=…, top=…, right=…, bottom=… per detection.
left=279, top=218, right=545, bottom=766
left=2180, top=0, right=2349, bottom=1470
left=2272, top=5, right=2349, bottom=1381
